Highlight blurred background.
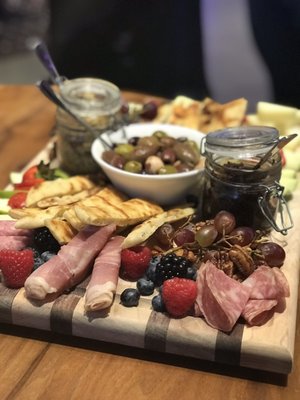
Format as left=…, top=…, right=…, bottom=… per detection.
left=0, top=0, right=299, bottom=111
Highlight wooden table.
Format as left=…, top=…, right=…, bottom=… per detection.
left=0, top=85, right=299, bottom=400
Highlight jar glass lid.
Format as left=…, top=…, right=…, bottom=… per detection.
left=203, top=126, right=279, bottom=158
left=59, top=78, right=121, bottom=115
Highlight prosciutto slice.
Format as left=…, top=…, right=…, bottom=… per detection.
left=0, top=235, right=32, bottom=250
left=24, top=224, right=116, bottom=300
left=201, top=261, right=251, bottom=332
left=0, top=220, right=33, bottom=237
left=85, top=235, right=124, bottom=311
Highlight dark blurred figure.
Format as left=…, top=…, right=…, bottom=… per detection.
left=47, top=0, right=209, bottom=99
left=248, top=0, right=300, bottom=108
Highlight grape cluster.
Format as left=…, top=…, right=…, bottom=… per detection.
left=152, top=210, right=286, bottom=281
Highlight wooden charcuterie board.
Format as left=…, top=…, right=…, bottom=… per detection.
left=0, top=144, right=299, bottom=375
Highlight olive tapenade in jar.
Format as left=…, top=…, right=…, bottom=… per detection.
left=199, top=126, right=293, bottom=234
left=56, top=78, right=121, bottom=174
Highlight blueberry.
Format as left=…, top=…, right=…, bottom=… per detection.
left=33, top=256, right=44, bottom=270
left=145, top=255, right=161, bottom=282
left=120, top=288, right=140, bottom=307
left=151, top=294, right=165, bottom=312
left=137, top=278, right=155, bottom=296
left=41, top=251, right=56, bottom=262
left=186, top=266, right=197, bottom=280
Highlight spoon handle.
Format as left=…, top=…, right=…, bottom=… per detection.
left=34, top=41, right=65, bottom=86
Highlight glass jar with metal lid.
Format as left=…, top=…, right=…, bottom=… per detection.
left=55, top=78, right=121, bottom=174
left=199, top=126, right=293, bottom=234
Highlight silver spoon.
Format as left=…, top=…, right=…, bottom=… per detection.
left=253, top=133, right=297, bottom=170
left=36, top=80, right=113, bottom=149
left=33, top=40, right=66, bottom=86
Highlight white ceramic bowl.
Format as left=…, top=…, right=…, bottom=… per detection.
left=91, top=123, right=204, bottom=205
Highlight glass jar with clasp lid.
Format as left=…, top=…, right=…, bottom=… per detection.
left=198, top=126, right=293, bottom=234
left=55, top=78, right=121, bottom=174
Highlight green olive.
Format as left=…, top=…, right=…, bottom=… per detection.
left=173, top=142, right=200, bottom=166
left=137, top=136, right=160, bottom=149
left=152, top=130, right=168, bottom=139
left=124, top=160, right=143, bottom=174
left=114, top=143, right=135, bottom=158
left=158, top=165, right=178, bottom=174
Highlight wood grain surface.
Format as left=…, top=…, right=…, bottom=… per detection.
left=0, top=86, right=300, bottom=400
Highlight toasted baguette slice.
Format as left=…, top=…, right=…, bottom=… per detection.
left=25, top=176, right=97, bottom=207
left=122, top=207, right=195, bottom=248
left=44, top=218, right=78, bottom=244
left=75, top=198, right=163, bottom=227
left=13, top=206, right=68, bottom=229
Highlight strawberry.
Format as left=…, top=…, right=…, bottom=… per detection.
left=0, top=249, right=34, bottom=288
left=121, top=246, right=152, bottom=280
left=162, top=277, right=197, bottom=318
left=8, top=192, right=27, bottom=209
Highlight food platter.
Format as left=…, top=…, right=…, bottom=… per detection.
left=1, top=135, right=300, bottom=375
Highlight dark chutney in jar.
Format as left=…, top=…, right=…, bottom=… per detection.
left=199, top=126, right=285, bottom=231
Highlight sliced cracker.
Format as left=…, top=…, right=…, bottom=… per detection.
left=44, top=218, right=78, bottom=244
left=122, top=207, right=195, bottom=248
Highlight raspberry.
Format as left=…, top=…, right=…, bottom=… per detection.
left=121, top=246, right=152, bottom=280
left=0, top=249, right=34, bottom=288
left=162, top=277, right=197, bottom=318
left=155, top=253, right=193, bottom=285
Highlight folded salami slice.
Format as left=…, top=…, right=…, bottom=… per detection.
left=201, top=262, right=251, bottom=332
left=85, top=235, right=124, bottom=312
left=242, top=299, right=278, bottom=326
left=24, top=224, right=116, bottom=300
left=242, top=265, right=290, bottom=300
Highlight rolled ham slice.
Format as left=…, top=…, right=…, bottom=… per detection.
left=85, top=235, right=124, bottom=312
left=201, top=261, right=251, bottom=332
left=24, top=224, right=116, bottom=300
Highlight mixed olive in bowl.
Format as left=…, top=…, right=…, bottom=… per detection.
left=91, top=123, right=204, bottom=205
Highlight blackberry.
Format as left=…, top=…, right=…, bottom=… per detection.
left=33, top=227, right=60, bottom=254
left=155, top=253, right=193, bottom=285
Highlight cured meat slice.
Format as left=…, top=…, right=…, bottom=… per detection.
left=0, top=220, right=33, bottom=237
left=24, top=224, right=116, bottom=300
left=242, top=299, right=278, bottom=326
left=0, top=236, right=32, bottom=251
left=85, top=235, right=124, bottom=311
left=272, top=267, right=290, bottom=298
left=242, top=265, right=289, bottom=300
left=201, top=262, right=251, bottom=332
left=194, top=263, right=207, bottom=317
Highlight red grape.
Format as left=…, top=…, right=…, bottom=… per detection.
left=155, top=223, right=175, bottom=246
left=229, top=226, right=255, bottom=246
left=195, top=225, right=218, bottom=247
left=140, top=101, right=158, bottom=120
left=214, top=211, right=236, bottom=235
left=173, top=228, right=195, bottom=246
left=256, top=242, right=286, bottom=267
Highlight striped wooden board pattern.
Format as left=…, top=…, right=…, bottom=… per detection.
left=0, top=146, right=299, bottom=375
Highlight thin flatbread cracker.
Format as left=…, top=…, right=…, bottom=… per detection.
left=122, top=207, right=195, bottom=248
left=44, top=218, right=78, bottom=244
left=36, top=187, right=99, bottom=208
left=25, top=176, right=97, bottom=207
left=74, top=198, right=163, bottom=227
left=13, top=206, right=68, bottom=229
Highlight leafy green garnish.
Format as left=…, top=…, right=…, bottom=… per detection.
left=37, top=161, right=70, bottom=181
